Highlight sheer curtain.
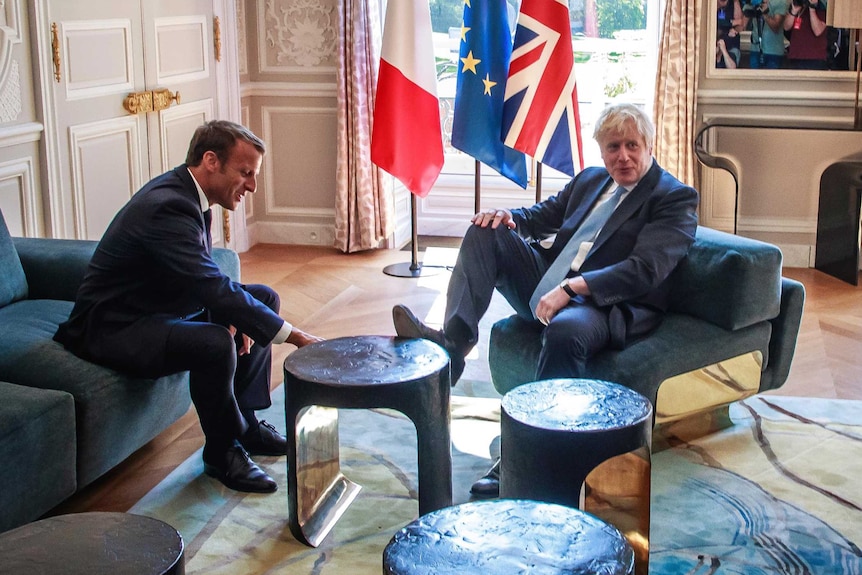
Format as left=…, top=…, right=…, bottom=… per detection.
left=653, top=0, right=701, bottom=187
left=333, top=0, right=393, bottom=253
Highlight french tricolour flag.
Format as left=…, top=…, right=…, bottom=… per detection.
left=371, top=0, right=443, bottom=198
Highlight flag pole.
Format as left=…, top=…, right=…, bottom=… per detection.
left=535, top=161, right=542, bottom=203
left=383, top=194, right=442, bottom=278
left=474, top=160, right=481, bottom=213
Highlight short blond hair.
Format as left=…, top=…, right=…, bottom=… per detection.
left=593, top=103, right=655, bottom=149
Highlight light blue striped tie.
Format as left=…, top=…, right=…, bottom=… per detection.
left=529, top=185, right=624, bottom=317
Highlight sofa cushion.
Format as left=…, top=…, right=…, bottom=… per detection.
left=0, top=381, right=76, bottom=533
left=0, top=211, right=27, bottom=308
left=668, top=227, right=783, bottom=331
left=489, top=312, right=772, bottom=405
left=0, top=299, right=191, bottom=487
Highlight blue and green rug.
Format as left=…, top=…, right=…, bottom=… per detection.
left=131, top=393, right=862, bottom=574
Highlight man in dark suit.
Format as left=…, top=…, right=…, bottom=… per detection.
left=55, top=120, right=321, bottom=494
left=393, top=103, right=698, bottom=496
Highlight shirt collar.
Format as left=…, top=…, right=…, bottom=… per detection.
left=188, top=168, right=210, bottom=212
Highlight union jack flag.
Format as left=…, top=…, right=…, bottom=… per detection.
left=502, top=0, right=584, bottom=177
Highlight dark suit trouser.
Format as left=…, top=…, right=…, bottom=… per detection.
left=446, top=225, right=611, bottom=380
left=163, top=284, right=278, bottom=457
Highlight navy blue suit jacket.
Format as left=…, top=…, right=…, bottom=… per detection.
left=511, top=160, right=698, bottom=346
left=55, top=166, right=284, bottom=377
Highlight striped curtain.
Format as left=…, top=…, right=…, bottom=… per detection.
left=333, top=0, right=394, bottom=253
left=653, top=0, right=701, bottom=187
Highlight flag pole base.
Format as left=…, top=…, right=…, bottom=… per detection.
left=382, top=262, right=442, bottom=278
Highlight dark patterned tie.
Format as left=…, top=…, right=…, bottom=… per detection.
left=203, top=209, right=213, bottom=253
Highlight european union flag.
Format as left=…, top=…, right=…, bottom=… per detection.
left=451, top=0, right=528, bottom=188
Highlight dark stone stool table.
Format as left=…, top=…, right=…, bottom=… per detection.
left=500, top=379, right=653, bottom=575
left=283, top=335, right=452, bottom=547
left=383, top=499, right=634, bottom=574
left=0, top=512, right=184, bottom=574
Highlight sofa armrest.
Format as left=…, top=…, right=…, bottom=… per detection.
left=12, top=238, right=97, bottom=301
left=212, top=247, right=240, bottom=282
left=759, top=277, right=805, bottom=392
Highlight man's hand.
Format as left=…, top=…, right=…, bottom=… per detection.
left=471, top=208, right=515, bottom=230
left=534, top=287, right=570, bottom=325
left=228, top=325, right=255, bottom=356
left=534, top=277, right=590, bottom=325
left=286, top=328, right=324, bottom=348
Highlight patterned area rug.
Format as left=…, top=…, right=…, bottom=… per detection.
left=131, top=393, right=862, bottom=574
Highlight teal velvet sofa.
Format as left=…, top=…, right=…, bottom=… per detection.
left=488, top=226, right=805, bottom=436
left=0, top=210, right=240, bottom=532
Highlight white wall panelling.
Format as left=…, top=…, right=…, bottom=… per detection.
left=68, top=116, right=143, bottom=240
left=153, top=16, right=209, bottom=84
left=2, top=0, right=23, bottom=43
left=0, top=157, right=38, bottom=236
left=61, top=20, right=134, bottom=101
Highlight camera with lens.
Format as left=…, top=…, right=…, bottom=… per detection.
left=742, top=0, right=764, bottom=17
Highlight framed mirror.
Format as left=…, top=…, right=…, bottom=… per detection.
left=710, top=0, right=858, bottom=75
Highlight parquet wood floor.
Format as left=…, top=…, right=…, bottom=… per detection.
left=48, top=243, right=861, bottom=516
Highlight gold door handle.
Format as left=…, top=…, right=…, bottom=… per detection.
left=152, top=88, right=180, bottom=111
left=123, top=89, right=181, bottom=115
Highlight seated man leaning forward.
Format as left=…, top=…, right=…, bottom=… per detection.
left=393, top=103, right=699, bottom=497
left=55, top=120, right=322, bottom=494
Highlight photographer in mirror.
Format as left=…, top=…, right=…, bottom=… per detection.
left=783, top=0, right=828, bottom=69
left=741, top=0, right=787, bottom=68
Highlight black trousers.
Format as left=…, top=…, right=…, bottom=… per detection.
left=163, top=284, right=278, bottom=455
left=445, top=225, right=611, bottom=380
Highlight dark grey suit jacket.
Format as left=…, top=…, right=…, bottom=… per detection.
left=511, top=160, right=699, bottom=346
left=54, top=165, right=284, bottom=377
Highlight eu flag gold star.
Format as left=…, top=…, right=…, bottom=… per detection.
left=461, top=51, right=480, bottom=74
left=482, top=74, right=497, bottom=95
left=460, top=25, right=470, bottom=42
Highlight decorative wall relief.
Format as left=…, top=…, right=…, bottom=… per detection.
left=0, top=26, right=20, bottom=123
left=0, top=58, right=20, bottom=122
left=264, top=0, right=336, bottom=69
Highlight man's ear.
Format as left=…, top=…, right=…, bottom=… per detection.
left=201, top=150, right=221, bottom=172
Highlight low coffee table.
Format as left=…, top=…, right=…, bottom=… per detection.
left=501, top=378, right=653, bottom=574
left=0, top=512, right=184, bottom=574
left=383, top=499, right=634, bottom=574
left=283, top=335, right=452, bottom=547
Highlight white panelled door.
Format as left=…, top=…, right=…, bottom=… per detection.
left=45, top=0, right=218, bottom=241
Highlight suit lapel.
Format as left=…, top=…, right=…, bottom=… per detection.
left=588, top=161, right=660, bottom=256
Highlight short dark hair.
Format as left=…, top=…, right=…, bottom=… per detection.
left=185, top=120, right=266, bottom=166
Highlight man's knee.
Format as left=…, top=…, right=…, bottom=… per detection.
left=246, top=284, right=280, bottom=313
left=542, top=317, right=608, bottom=360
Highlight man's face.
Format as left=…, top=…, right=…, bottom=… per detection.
left=207, top=140, right=262, bottom=211
left=597, top=121, right=653, bottom=188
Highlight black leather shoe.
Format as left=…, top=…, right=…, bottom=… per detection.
left=392, top=304, right=465, bottom=384
left=204, top=443, right=278, bottom=493
left=240, top=420, right=288, bottom=456
left=470, top=459, right=500, bottom=498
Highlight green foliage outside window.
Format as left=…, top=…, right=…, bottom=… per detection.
left=429, top=0, right=463, bottom=33
left=596, top=0, right=645, bottom=39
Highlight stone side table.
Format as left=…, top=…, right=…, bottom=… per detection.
left=283, top=335, right=452, bottom=547
left=0, top=512, right=184, bottom=574
left=383, top=499, right=634, bottom=574
left=500, top=378, right=653, bottom=575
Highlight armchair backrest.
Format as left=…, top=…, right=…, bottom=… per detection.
left=668, top=226, right=783, bottom=331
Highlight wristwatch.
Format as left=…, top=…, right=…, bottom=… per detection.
left=559, top=279, right=577, bottom=297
